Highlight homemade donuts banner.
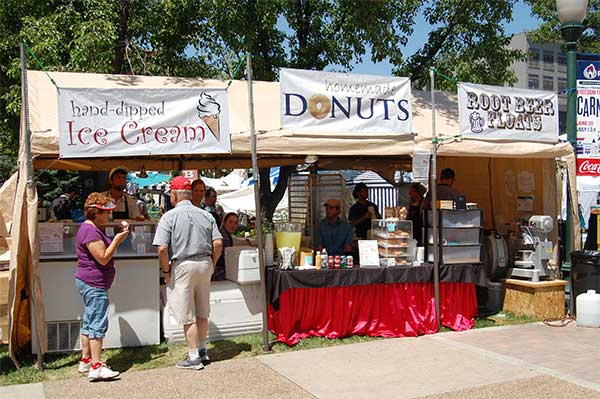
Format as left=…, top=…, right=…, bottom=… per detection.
left=57, top=87, right=230, bottom=158
left=458, top=82, right=558, bottom=143
left=280, top=68, right=412, bottom=134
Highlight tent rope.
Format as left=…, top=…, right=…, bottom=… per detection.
left=226, top=57, right=246, bottom=90
left=23, top=42, right=58, bottom=88
left=431, top=68, right=457, bottom=86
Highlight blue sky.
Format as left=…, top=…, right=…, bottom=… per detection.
left=347, top=1, right=542, bottom=76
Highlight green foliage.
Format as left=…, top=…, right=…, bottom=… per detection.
left=526, top=0, right=600, bottom=54
left=0, top=0, right=525, bottom=211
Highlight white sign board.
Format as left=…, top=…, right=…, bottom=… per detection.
left=458, top=82, right=558, bottom=142
left=280, top=68, right=412, bottom=134
left=58, top=88, right=230, bottom=158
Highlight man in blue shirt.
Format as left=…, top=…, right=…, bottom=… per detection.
left=316, top=198, right=353, bottom=256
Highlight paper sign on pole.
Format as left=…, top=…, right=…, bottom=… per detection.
left=58, top=88, right=230, bottom=158
left=458, top=82, right=558, bottom=142
left=280, top=68, right=412, bottom=134
left=576, top=54, right=600, bottom=176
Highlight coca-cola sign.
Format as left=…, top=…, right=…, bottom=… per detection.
left=577, top=159, right=600, bottom=176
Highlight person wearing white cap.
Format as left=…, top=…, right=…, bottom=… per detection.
left=102, top=166, right=142, bottom=220
left=316, top=198, right=353, bottom=256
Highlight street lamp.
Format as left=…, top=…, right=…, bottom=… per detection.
left=557, top=0, right=587, bottom=294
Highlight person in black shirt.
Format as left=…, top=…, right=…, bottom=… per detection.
left=348, top=183, right=381, bottom=239
left=203, top=187, right=221, bottom=227
left=408, top=183, right=425, bottom=245
left=51, top=186, right=77, bottom=220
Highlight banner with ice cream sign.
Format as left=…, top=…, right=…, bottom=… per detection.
left=458, top=82, right=558, bottom=143
left=58, top=88, right=229, bottom=158
left=576, top=54, right=600, bottom=176
left=280, top=68, right=412, bottom=134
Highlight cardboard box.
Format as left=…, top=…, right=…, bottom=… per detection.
left=0, top=270, right=8, bottom=304
left=0, top=318, right=7, bottom=344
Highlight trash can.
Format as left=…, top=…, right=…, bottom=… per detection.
left=570, top=250, right=600, bottom=315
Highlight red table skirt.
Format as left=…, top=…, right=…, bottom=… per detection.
left=267, top=282, right=478, bottom=346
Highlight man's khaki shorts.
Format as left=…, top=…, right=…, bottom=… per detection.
left=166, top=257, right=213, bottom=325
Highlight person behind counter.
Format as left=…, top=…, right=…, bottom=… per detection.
left=75, top=193, right=129, bottom=381
left=349, top=183, right=381, bottom=239
left=424, top=168, right=464, bottom=209
left=102, top=166, right=142, bottom=220
left=408, top=183, right=425, bottom=245
left=204, top=187, right=221, bottom=226
left=153, top=176, right=223, bottom=370
left=316, top=198, right=353, bottom=256
left=214, top=212, right=240, bottom=281
left=191, top=179, right=206, bottom=208
left=50, top=185, right=77, bottom=220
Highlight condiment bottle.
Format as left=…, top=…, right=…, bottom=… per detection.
left=315, top=251, right=322, bottom=270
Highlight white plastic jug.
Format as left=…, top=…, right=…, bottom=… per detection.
left=576, top=290, right=600, bottom=328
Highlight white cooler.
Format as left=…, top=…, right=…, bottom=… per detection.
left=162, top=280, right=263, bottom=344
left=225, top=246, right=260, bottom=284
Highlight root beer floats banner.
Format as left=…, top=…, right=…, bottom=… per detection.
left=458, top=82, right=558, bottom=143
left=58, top=88, right=230, bottom=158
left=280, top=68, right=412, bottom=134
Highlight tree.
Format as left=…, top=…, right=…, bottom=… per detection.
left=525, top=0, right=600, bottom=54
left=0, top=0, right=526, bottom=219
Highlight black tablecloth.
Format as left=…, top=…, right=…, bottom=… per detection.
left=266, top=263, right=486, bottom=310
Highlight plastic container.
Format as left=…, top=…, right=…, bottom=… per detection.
left=486, top=281, right=505, bottom=314
left=275, top=222, right=303, bottom=264
left=570, top=251, right=600, bottom=315
left=427, top=209, right=481, bottom=228
left=576, top=290, right=600, bottom=328
left=427, top=228, right=480, bottom=245
left=427, top=245, right=481, bottom=264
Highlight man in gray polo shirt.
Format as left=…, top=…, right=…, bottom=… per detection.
left=153, top=176, right=223, bottom=370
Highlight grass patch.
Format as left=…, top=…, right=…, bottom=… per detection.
left=0, top=311, right=537, bottom=387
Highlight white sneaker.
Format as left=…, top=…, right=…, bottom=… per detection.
left=88, top=363, right=120, bottom=381
left=78, top=360, right=91, bottom=373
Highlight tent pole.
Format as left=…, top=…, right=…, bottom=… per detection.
left=247, top=53, right=270, bottom=352
left=20, top=42, right=43, bottom=369
left=430, top=68, right=441, bottom=330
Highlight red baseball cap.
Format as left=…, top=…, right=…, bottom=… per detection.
left=168, top=176, right=192, bottom=192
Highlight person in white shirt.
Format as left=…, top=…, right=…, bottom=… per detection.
left=102, top=166, right=142, bottom=220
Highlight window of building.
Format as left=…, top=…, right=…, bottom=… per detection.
left=543, top=75, right=554, bottom=91
left=529, top=48, right=540, bottom=69
left=528, top=74, right=540, bottom=89
left=558, top=53, right=566, bottom=70
left=543, top=50, right=554, bottom=71
left=558, top=77, right=567, bottom=92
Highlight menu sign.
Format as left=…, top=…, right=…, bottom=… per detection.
left=58, top=87, right=230, bottom=158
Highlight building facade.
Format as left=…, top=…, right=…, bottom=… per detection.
left=509, top=32, right=567, bottom=133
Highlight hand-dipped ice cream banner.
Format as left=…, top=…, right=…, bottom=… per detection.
left=576, top=54, right=600, bottom=176
left=458, top=82, right=558, bottom=143
left=280, top=68, right=412, bottom=134
left=57, top=88, right=230, bottom=158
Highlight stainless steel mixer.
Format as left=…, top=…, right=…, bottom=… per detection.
left=508, top=215, right=554, bottom=281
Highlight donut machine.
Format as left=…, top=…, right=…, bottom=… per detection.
left=508, top=215, right=554, bottom=281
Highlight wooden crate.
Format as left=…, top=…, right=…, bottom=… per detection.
left=0, top=270, right=8, bottom=305
left=0, top=318, right=7, bottom=345
left=503, top=279, right=566, bottom=320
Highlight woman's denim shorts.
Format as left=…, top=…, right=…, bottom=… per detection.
left=76, top=278, right=109, bottom=339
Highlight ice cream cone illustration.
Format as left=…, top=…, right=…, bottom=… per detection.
left=197, top=92, right=221, bottom=141
left=202, top=115, right=220, bottom=141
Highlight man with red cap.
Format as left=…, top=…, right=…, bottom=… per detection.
left=153, top=176, right=223, bottom=370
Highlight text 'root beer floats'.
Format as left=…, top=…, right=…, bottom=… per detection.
left=57, top=87, right=230, bottom=158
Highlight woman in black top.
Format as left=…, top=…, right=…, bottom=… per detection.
left=407, top=183, right=425, bottom=245
left=348, top=183, right=381, bottom=239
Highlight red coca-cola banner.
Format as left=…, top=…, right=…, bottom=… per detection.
left=577, top=158, right=600, bottom=176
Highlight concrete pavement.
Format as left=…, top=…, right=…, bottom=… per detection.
left=1, top=322, right=599, bottom=398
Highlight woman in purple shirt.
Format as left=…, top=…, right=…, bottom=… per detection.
left=75, top=192, right=129, bottom=381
